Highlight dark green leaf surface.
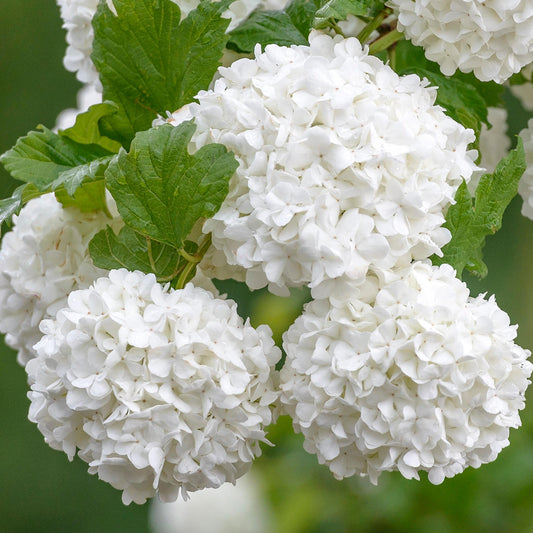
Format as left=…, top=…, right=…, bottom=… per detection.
left=60, top=101, right=122, bottom=153
left=54, top=180, right=109, bottom=213
left=0, top=126, right=110, bottom=190
left=106, top=122, right=238, bottom=249
left=229, top=10, right=308, bottom=52
left=433, top=139, right=526, bottom=277
left=228, top=0, right=322, bottom=52
left=50, top=155, right=115, bottom=196
left=286, top=0, right=322, bottom=36
left=90, top=225, right=182, bottom=277
left=92, top=0, right=232, bottom=145
left=313, top=0, right=385, bottom=29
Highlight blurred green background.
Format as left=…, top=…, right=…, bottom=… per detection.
left=2, top=2, right=533, bottom=532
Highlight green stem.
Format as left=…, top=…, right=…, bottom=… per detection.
left=357, top=7, right=392, bottom=45
left=330, top=21, right=346, bottom=38
left=174, top=234, right=213, bottom=289
left=176, top=260, right=196, bottom=289
left=368, top=29, right=403, bottom=55
left=196, top=233, right=212, bottom=259
left=179, top=247, right=201, bottom=263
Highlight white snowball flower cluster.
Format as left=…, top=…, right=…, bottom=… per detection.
left=387, top=0, right=533, bottom=83
left=172, top=32, right=477, bottom=296
left=279, top=261, right=532, bottom=485
left=0, top=193, right=109, bottom=365
left=518, top=118, right=533, bottom=220
left=56, top=0, right=289, bottom=87
left=27, top=269, right=281, bottom=505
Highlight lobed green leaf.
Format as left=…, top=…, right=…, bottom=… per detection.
left=0, top=126, right=110, bottom=190
left=90, top=225, right=183, bottom=278
left=92, top=0, right=233, bottom=146
left=60, top=101, right=122, bottom=153
left=105, top=122, right=239, bottom=249
left=433, top=139, right=526, bottom=278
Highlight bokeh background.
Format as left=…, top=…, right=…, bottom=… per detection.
left=2, top=2, right=533, bottom=532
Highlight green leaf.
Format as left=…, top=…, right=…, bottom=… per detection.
left=90, top=225, right=183, bottom=278
left=50, top=155, right=115, bottom=196
left=313, top=0, right=385, bottom=29
left=228, top=0, right=322, bottom=53
left=228, top=10, right=308, bottom=52
left=92, top=0, right=232, bottom=146
left=0, top=184, right=41, bottom=228
left=286, top=0, right=323, bottom=36
left=433, top=139, right=526, bottom=278
left=0, top=126, right=110, bottom=190
left=60, top=101, right=122, bottom=153
left=54, top=180, right=109, bottom=213
left=105, top=122, right=239, bottom=249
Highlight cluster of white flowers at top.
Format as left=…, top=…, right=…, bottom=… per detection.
left=56, top=0, right=289, bottom=87
left=279, top=261, right=532, bottom=484
left=0, top=194, right=110, bottom=365
left=27, top=269, right=280, bottom=504
left=170, top=32, right=477, bottom=296
left=518, top=119, right=533, bottom=220
left=387, top=0, right=533, bottom=83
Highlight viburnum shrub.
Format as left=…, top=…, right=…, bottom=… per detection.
left=1, top=0, right=533, bottom=506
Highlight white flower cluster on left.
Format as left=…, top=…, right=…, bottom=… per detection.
left=27, top=269, right=281, bottom=504
left=0, top=194, right=109, bottom=365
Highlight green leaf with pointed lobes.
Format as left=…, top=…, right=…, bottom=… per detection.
left=433, top=138, right=526, bottom=278
left=90, top=225, right=184, bottom=278
left=105, top=121, right=239, bottom=250
left=92, top=0, right=233, bottom=146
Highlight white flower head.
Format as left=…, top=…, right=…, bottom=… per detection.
left=518, top=118, right=533, bottom=220
left=0, top=193, right=109, bottom=365
left=56, top=0, right=289, bottom=87
left=280, top=262, right=532, bottom=485
left=387, top=0, right=533, bottom=83
left=173, top=32, right=477, bottom=296
left=27, top=269, right=281, bottom=504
